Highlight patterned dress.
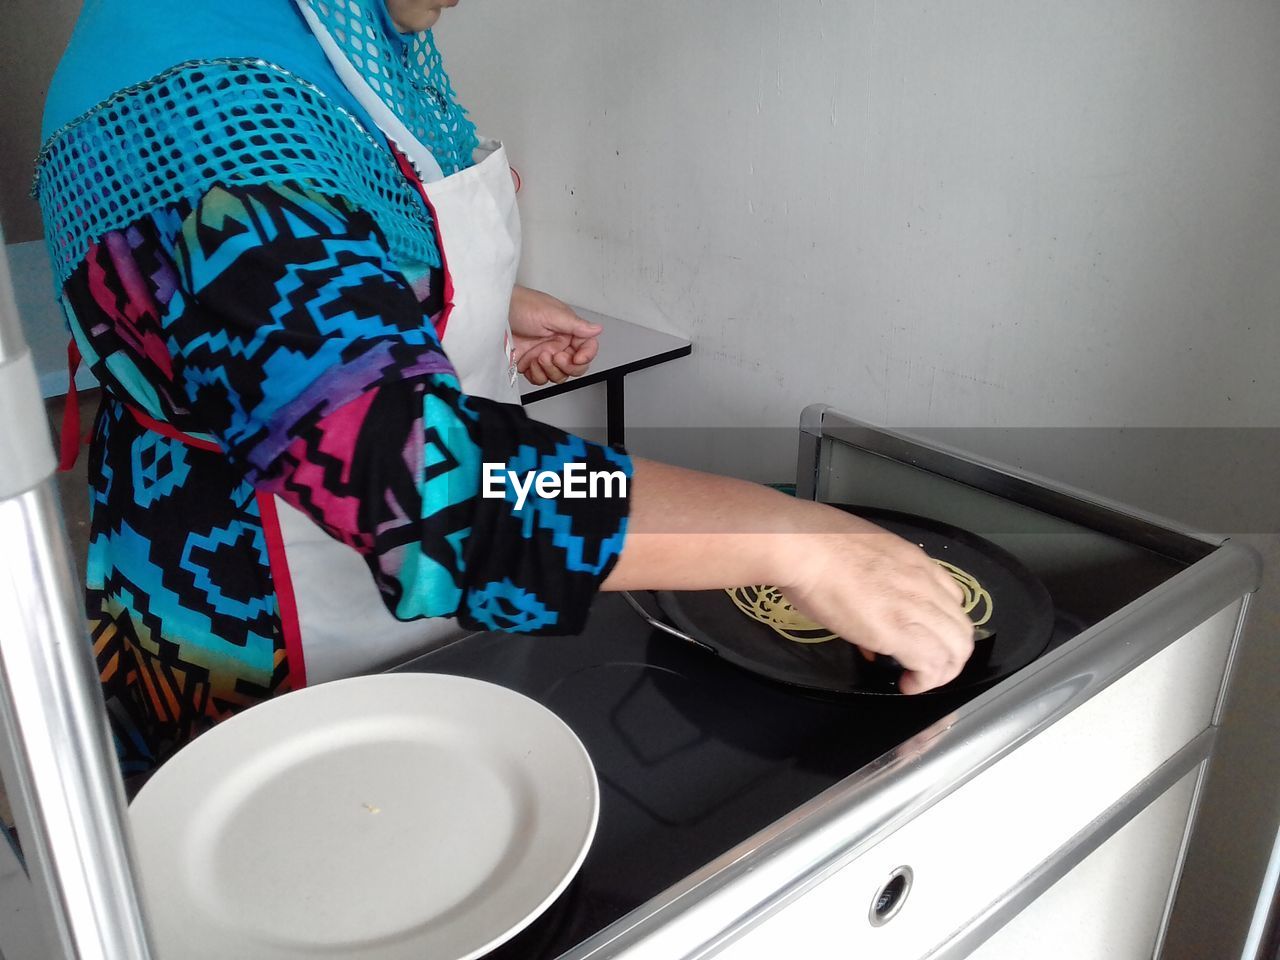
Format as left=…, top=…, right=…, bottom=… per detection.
left=64, top=179, right=631, bottom=773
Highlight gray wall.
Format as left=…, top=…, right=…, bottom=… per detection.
left=0, top=0, right=79, bottom=244
left=0, top=0, right=82, bottom=394
left=437, top=2, right=1280, bottom=957
left=442, top=0, right=1279, bottom=433
left=1, top=1, right=1276, bottom=955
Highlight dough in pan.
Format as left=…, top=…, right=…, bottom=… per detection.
left=726, top=560, right=993, bottom=645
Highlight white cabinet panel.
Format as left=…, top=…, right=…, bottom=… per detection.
left=964, top=767, right=1200, bottom=960
left=714, top=603, right=1238, bottom=960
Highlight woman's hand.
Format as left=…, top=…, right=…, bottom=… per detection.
left=508, top=285, right=603, bottom=385
left=775, top=514, right=974, bottom=694
left=602, top=460, right=976, bottom=694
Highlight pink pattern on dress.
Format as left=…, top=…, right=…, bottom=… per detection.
left=267, top=388, right=379, bottom=554
left=87, top=233, right=175, bottom=379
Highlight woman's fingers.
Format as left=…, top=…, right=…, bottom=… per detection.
left=779, top=520, right=978, bottom=695
left=921, top=582, right=978, bottom=644
left=523, top=357, right=548, bottom=385
left=929, top=560, right=967, bottom=605
left=519, top=348, right=588, bottom=386
left=542, top=309, right=603, bottom=340
left=539, top=354, right=568, bottom=384
left=881, top=600, right=974, bottom=691
left=552, top=350, right=591, bottom=378
left=570, top=336, right=600, bottom=367
left=514, top=331, right=599, bottom=386
left=899, top=667, right=949, bottom=696
left=516, top=351, right=541, bottom=375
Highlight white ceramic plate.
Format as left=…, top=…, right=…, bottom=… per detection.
left=131, top=673, right=598, bottom=960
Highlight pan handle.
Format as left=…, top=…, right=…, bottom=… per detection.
left=619, top=591, right=719, bottom=656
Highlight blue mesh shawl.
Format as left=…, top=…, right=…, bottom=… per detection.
left=35, top=0, right=477, bottom=286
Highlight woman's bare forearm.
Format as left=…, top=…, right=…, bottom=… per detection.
left=601, top=459, right=825, bottom=592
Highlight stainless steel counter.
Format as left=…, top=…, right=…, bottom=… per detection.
left=555, top=405, right=1261, bottom=960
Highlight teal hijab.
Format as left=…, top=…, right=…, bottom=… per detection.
left=36, top=0, right=476, bottom=286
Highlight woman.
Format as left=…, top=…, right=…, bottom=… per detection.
left=35, top=0, right=973, bottom=773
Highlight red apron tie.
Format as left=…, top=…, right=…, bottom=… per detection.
left=58, top=340, right=85, bottom=472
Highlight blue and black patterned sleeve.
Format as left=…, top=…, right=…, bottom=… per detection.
left=160, top=181, right=631, bottom=634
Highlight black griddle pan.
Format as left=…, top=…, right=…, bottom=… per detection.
left=653, top=505, right=1055, bottom=696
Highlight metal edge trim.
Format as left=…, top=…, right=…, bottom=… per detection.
left=794, top=404, right=834, bottom=501
left=801, top=408, right=1222, bottom=562
left=793, top=430, right=821, bottom=501
left=1149, top=753, right=1215, bottom=960
left=798, top=403, right=832, bottom=437
left=0, top=231, right=25, bottom=363
left=923, top=728, right=1216, bottom=960
left=0, top=352, right=57, bottom=501
left=1212, top=591, right=1255, bottom=728
left=562, top=557, right=1253, bottom=960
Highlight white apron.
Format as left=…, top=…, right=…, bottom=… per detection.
left=269, top=139, right=523, bottom=686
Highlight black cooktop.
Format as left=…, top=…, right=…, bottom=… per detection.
left=398, top=593, right=1083, bottom=960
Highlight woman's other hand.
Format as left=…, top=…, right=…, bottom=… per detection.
left=508, top=285, right=603, bottom=385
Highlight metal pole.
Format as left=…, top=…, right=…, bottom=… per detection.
left=0, top=232, right=153, bottom=958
